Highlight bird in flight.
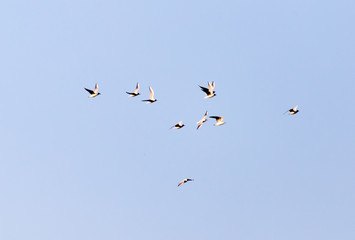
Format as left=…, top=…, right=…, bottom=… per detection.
left=126, top=83, right=140, bottom=97
left=178, top=178, right=194, bottom=187
left=142, top=86, right=157, bottom=103
left=197, top=111, right=208, bottom=130
left=84, top=83, right=100, bottom=98
left=199, top=81, right=216, bottom=98
left=171, top=121, right=185, bottom=129
left=284, top=105, right=299, bottom=115
left=210, top=116, right=226, bottom=126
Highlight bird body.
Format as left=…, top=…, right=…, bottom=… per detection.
left=84, top=83, right=100, bottom=98
left=171, top=121, right=185, bottom=129
left=197, top=111, right=208, bottom=130
left=126, top=83, right=140, bottom=97
left=210, top=116, right=226, bottom=126
left=199, top=81, right=216, bottom=98
left=142, top=86, right=157, bottom=103
left=178, top=178, right=194, bottom=187
left=284, top=105, right=299, bottom=115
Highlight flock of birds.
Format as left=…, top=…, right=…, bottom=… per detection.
left=84, top=82, right=300, bottom=187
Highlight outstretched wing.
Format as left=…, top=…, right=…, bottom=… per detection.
left=149, top=87, right=155, bottom=99
left=197, top=112, right=208, bottom=129
left=210, top=116, right=222, bottom=123
left=84, top=88, right=94, bottom=94
left=204, top=111, right=208, bottom=118
left=209, top=116, right=220, bottom=120
left=178, top=180, right=185, bottom=187
left=134, top=83, right=140, bottom=93
left=94, top=83, right=99, bottom=93
left=199, top=85, right=210, bottom=95
left=208, top=81, right=214, bottom=93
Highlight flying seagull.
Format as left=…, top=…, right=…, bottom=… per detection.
left=197, top=111, right=208, bottom=130
left=210, top=116, right=226, bottom=126
left=199, top=81, right=216, bottom=98
left=142, top=86, right=157, bottom=103
left=284, top=105, right=299, bottom=115
left=171, top=121, right=185, bottom=129
left=84, top=83, right=100, bottom=98
left=126, top=83, right=140, bottom=97
left=178, top=178, right=194, bottom=187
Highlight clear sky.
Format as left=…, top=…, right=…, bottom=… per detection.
left=0, top=1, right=354, bottom=239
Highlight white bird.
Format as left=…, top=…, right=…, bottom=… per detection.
left=171, top=121, right=185, bottom=129
left=284, top=105, right=299, bottom=115
left=126, top=83, right=140, bottom=97
left=84, top=83, right=100, bottom=98
left=210, top=116, right=226, bottom=126
left=199, top=81, right=216, bottom=98
left=197, top=111, right=208, bottom=130
left=178, top=178, right=194, bottom=187
left=142, top=86, right=157, bottom=103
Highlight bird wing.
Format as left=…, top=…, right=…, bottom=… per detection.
left=209, top=116, right=220, bottom=120
left=178, top=180, right=185, bottom=187
left=210, top=116, right=222, bottom=123
left=204, top=111, right=208, bottom=118
left=94, top=83, right=99, bottom=93
left=134, top=82, right=140, bottom=93
left=178, top=121, right=182, bottom=126
left=149, top=87, right=155, bottom=99
left=199, top=85, right=210, bottom=95
left=197, top=112, right=208, bottom=129
left=293, top=105, right=298, bottom=111
left=84, top=88, right=94, bottom=94
left=208, top=82, right=213, bottom=93
left=208, top=81, right=215, bottom=94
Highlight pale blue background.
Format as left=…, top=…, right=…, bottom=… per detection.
left=0, top=1, right=354, bottom=239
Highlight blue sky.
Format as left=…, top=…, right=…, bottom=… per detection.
left=0, top=0, right=354, bottom=239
